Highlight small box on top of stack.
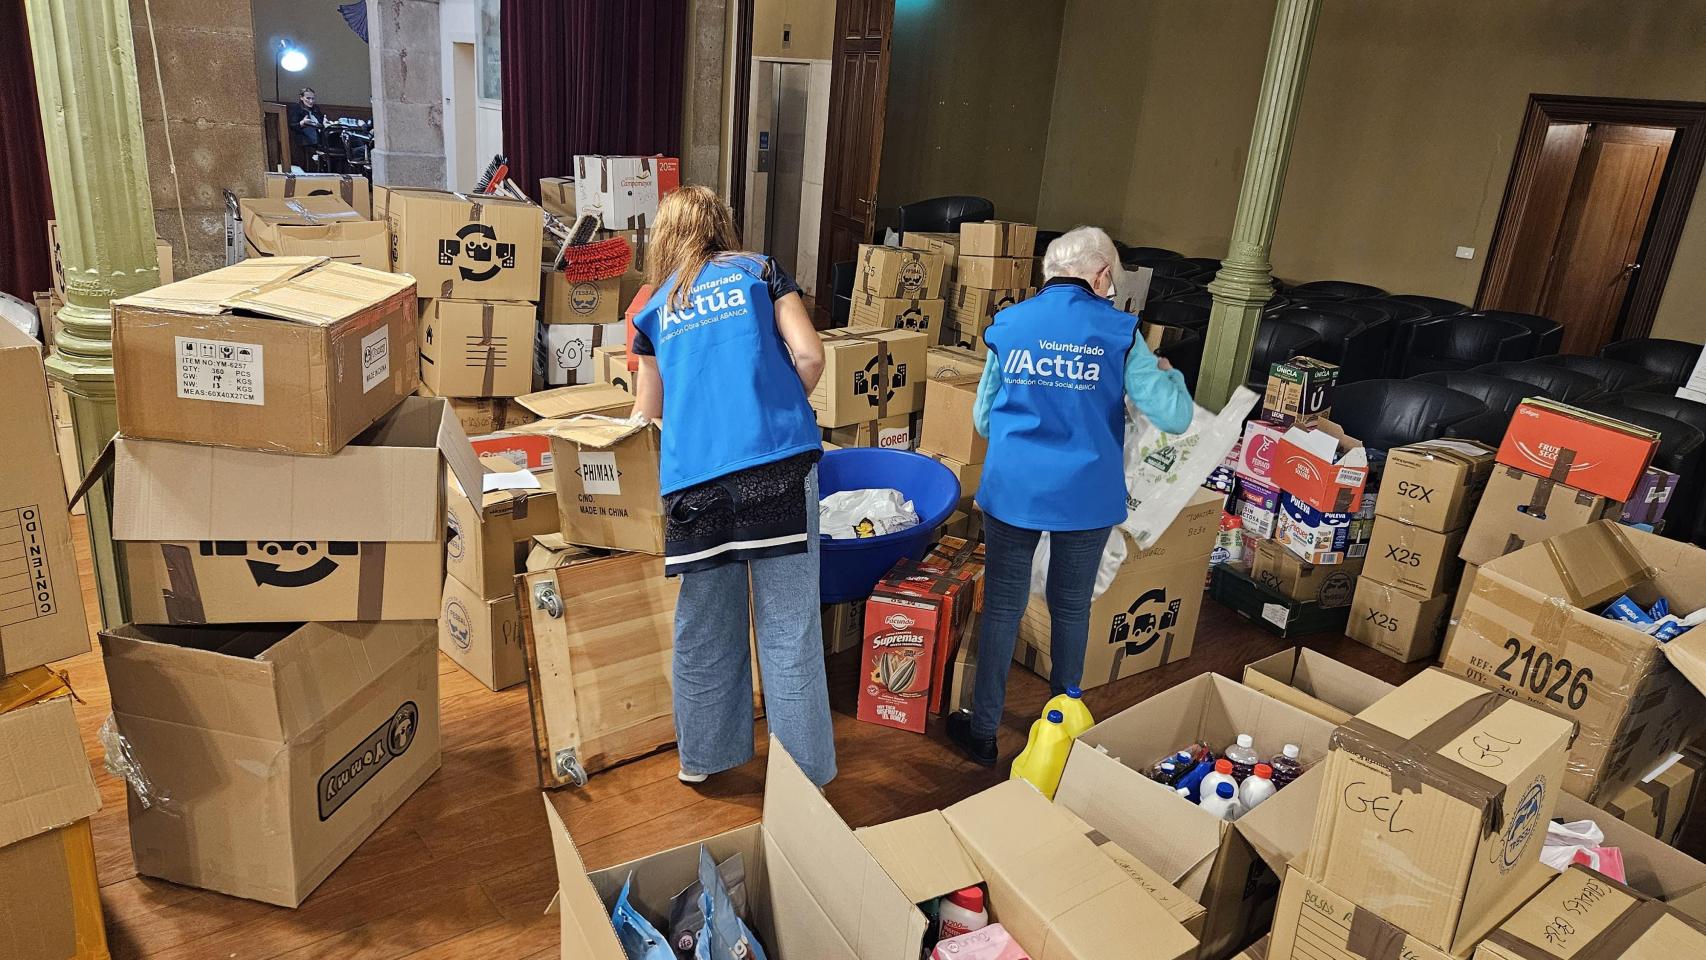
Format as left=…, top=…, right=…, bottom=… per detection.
left=942, top=221, right=1037, bottom=354
left=851, top=240, right=948, bottom=341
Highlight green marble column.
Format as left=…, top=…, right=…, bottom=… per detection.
left=26, top=0, right=162, bottom=626
left=1197, top=0, right=1323, bottom=409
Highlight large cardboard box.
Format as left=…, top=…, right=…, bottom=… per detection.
left=1601, top=749, right=1704, bottom=846
left=1250, top=538, right=1362, bottom=608
left=418, top=298, right=537, bottom=398
left=1377, top=439, right=1497, bottom=532
left=571, top=155, right=681, bottom=230
left=1476, top=865, right=1706, bottom=960
left=447, top=457, right=558, bottom=601
left=1242, top=647, right=1396, bottom=727
left=1498, top=399, right=1660, bottom=502
left=543, top=320, right=624, bottom=387
left=1305, top=669, right=1575, bottom=952
left=1459, top=466, right=1617, bottom=565
left=264, top=171, right=372, bottom=216
left=1210, top=565, right=1352, bottom=639
left=901, top=230, right=960, bottom=263
left=923, top=452, right=983, bottom=508
left=811, top=325, right=930, bottom=428
left=849, top=293, right=944, bottom=335
left=0, top=671, right=107, bottom=960
left=540, top=271, right=621, bottom=326
left=1055, top=673, right=1337, bottom=960
left=387, top=189, right=544, bottom=301
left=1015, top=491, right=1219, bottom=690
left=959, top=220, right=1038, bottom=258
left=239, top=196, right=389, bottom=270
left=544, top=418, right=663, bottom=554
left=106, top=397, right=480, bottom=625
left=856, top=244, right=948, bottom=299
left=439, top=572, right=525, bottom=691
left=1345, top=575, right=1452, bottom=663
left=113, top=257, right=420, bottom=455
left=1361, top=515, right=1466, bottom=596
left=102, top=619, right=441, bottom=907
left=1266, top=867, right=1510, bottom=960
left=1442, top=522, right=1706, bottom=801
left=823, top=413, right=913, bottom=450
left=957, top=256, right=1033, bottom=290
left=537, top=175, right=576, bottom=218
left=946, top=283, right=1032, bottom=329
left=917, top=374, right=985, bottom=464
left=927, top=344, right=987, bottom=380
left=0, top=322, right=87, bottom=674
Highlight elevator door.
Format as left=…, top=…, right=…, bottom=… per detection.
left=764, top=62, right=811, bottom=274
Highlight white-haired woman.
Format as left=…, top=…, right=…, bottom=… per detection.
left=947, top=226, right=1194, bottom=766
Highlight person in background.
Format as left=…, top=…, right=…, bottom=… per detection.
left=947, top=225, right=1195, bottom=766
left=629, top=185, right=837, bottom=787
left=287, top=86, right=324, bottom=170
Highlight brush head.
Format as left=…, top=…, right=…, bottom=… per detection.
left=559, top=236, right=633, bottom=283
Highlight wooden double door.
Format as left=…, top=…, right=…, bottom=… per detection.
left=813, top=0, right=893, bottom=322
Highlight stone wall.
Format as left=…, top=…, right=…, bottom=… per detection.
left=368, top=0, right=447, bottom=187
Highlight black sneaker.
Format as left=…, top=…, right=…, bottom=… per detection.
left=946, top=710, right=998, bottom=767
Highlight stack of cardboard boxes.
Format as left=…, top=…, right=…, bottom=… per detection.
left=852, top=241, right=948, bottom=339
left=856, top=537, right=985, bottom=732
left=917, top=374, right=985, bottom=538
left=940, top=221, right=1037, bottom=354
left=813, top=322, right=931, bottom=449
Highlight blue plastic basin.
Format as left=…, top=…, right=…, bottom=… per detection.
left=818, top=448, right=962, bottom=603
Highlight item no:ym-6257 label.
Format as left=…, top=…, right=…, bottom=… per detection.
left=175, top=336, right=264, bottom=405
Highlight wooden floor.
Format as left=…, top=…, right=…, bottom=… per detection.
left=48, top=523, right=1702, bottom=958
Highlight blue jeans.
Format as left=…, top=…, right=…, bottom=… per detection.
left=672, top=468, right=837, bottom=786
left=970, top=513, right=1112, bottom=739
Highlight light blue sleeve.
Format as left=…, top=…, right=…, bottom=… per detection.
left=973, top=352, right=1000, bottom=438
left=1124, top=337, right=1195, bottom=434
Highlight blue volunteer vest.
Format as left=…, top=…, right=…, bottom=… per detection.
left=976, top=283, right=1134, bottom=530
left=632, top=256, right=821, bottom=494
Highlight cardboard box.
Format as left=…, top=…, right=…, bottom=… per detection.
left=1260, top=356, right=1338, bottom=428
left=811, top=325, right=930, bottom=428
left=0, top=322, right=88, bottom=674
left=1361, top=515, right=1467, bottom=597
left=418, top=298, right=536, bottom=398
left=544, top=321, right=623, bottom=387
left=537, top=175, right=576, bottom=218
left=1274, top=492, right=1372, bottom=565
left=1443, top=522, right=1706, bottom=801
left=0, top=673, right=107, bottom=960
left=1093, top=837, right=1207, bottom=938
left=941, top=316, right=991, bottom=356
left=572, top=155, right=680, bottom=230
left=1055, top=673, right=1337, bottom=960
left=849, top=293, right=944, bottom=335
left=959, top=220, right=1038, bottom=258
left=239, top=196, right=389, bottom=270
left=387, top=189, right=544, bottom=301
left=592, top=345, right=632, bottom=392
left=1242, top=647, right=1396, bottom=727
left=420, top=388, right=539, bottom=437
left=544, top=418, right=663, bottom=554
left=1459, top=465, right=1618, bottom=565
left=113, top=256, right=420, bottom=455
left=1015, top=491, right=1219, bottom=690
left=1618, top=466, right=1679, bottom=529
left=1601, top=750, right=1704, bottom=846
left=1211, top=565, right=1353, bottom=639
left=856, top=244, right=948, bottom=299
left=106, top=396, right=480, bottom=624
left=1237, top=477, right=1283, bottom=539
left=1250, top=538, right=1362, bottom=608
left=927, top=345, right=987, bottom=380
left=541, top=272, right=621, bottom=327
left=956, top=256, right=1033, bottom=291
left=823, top=413, right=913, bottom=450
left=923, top=452, right=984, bottom=507
left=102, top=619, right=441, bottom=907
left=1377, top=439, right=1497, bottom=532
left=901, top=230, right=960, bottom=263
left=515, top=381, right=634, bottom=422
left=1266, top=868, right=1475, bottom=960
left=947, top=283, right=1033, bottom=328
left=1235, top=420, right=1287, bottom=488
left=876, top=558, right=979, bottom=717
left=439, top=572, right=525, bottom=691
left=1271, top=419, right=1369, bottom=514
left=264, top=171, right=372, bottom=216
left=917, top=375, right=986, bottom=464
left=1476, top=864, right=1706, bottom=960
left=1345, top=575, right=1453, bottom=663
left=1306, top=669, right=1575, bottom=952
left=446, top=458, right=559, bottom=600
left=1451, top=562, right=1478, bottom=622
left=1498, top=398, right=1660, bottom=502
left=821, top=600, right=863, bottom=655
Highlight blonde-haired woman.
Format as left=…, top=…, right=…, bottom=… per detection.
left=629, top=185, right=836, bottom=786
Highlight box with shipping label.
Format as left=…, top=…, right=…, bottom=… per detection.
left=811, top=325, right=929, bottom=428
left=1237, top=477, right=1283, bottom=540
left=1272, top=419, right=1369, bottom=513
left=239, top=196, right=389, bottom=270
left=1014, top=490, right=1219, bottom=690
left=856, top=244, right=947, bottom=299
left=1242, top=647, right=1396, bottom=727
left=387, top=188, right=544, bottom=301
left=541, top=271, right=621, bottom=326
left=1260, top=356, right=1338, bottom=428
left=1618, top=466, right=1679, bottom=529
left=1234, top=419, right=1287, bottom=488
left=1600, top=749, right=1704, bottom=846
left=1498, top=398, right=1660, bottom=502
left=1345, top=575, right=1452, bottom=663
left=418, top=298, right=537, bottom=398
left=823, top=413, right=913, bottom=451
left=849, top=294, right=943, bottom=335
left=1210, top=564, right=1352, bottom=639
left=1476, top=864, right=1706, bottom=960
left=917, top=375, right=985, bottom=464
left=957, top=220, right=1037, bottom=258
left=0, top=323, right=88, bottom=674
left=544, top=321, right=624, bottom=387
left=544, top=418, right=663, bottom=554
left=1054, top=672, right=1336, bottom=960
left=955, top=256, right=1032, bottom=291
left=107, top=396, right=481, bottom=625
left=1266, top=868, right=1462, bottom=960
left=113, top=256, right=420, bottom=455
left=1361, top=515, right=1466, bottom=597
left=1442, top=522, right=1706, bottom=802
left=102, top=620, right=440, bottom=907
left=1459, top=465, right=1618, bottom=565
left=1250, top=538, right=1362, bottom=608
left=446, top=458, right=559, bottom=600
left=264, top=171, right=372, bottom=216
left=1306, top=668, right=1575, bottom=952
left=1376, top=439, right=1497, bottom=532
left=900, top=230, right=960, bottom=264
left=926, top=345, right=986, bottom=380
left=537, top=176, right=576, bottom=218
left=572, top=155, right=680, bottom=230
left=1274, top=491, right=1371, bottom=565
left=439, top=572, right=525, bottom=691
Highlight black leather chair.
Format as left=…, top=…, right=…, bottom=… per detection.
left=1151, top=326, right=1204, bottom=393
left=1465, top=310, right=1563, bottom=358
left=1329, top=379, right=1487, bottom=453
left=1245, top=320, right=1324, bottom=387
left=1141, top=258, right=1206, bottom=280
left=1402, top=314, right=1535, bottom=375
left=831, top=260, right=855, bottom=327
left=1270, top=308, right=1388, bottom=383
left=1388, top=294, right=1468, bottom=317
left=1178, top=257, right=1221, bottom=281
left=895, top=196, right=993, bottom=234
left=1472, top=361, right=1606, bottom=403
left=1287, top=280, right=1388, bottom=301
left=1535, top=354, right=1664, bottom=394
left=1172, top=289, right=1214, bottom=309
left=1416, top=371, right=1557, bottom=446
left=1033, top=229, right=1064, bottom=256
left=1605, top=390, right=1706, bottom=543
left=1365, top=296, right=1464, bottom=376
left=1577, top=400, right=1706, bottom=543
left=1148, top=276, right=1203, bottom=302
left=1351, top=297, right=1431, bottom=323
left=1119, top=245, right=1181, bottom=261
left=1600, top=338, right=1704, bottom=387
left=1142, top=300, right=1210, bottom=331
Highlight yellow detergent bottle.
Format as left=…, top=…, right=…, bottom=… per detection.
left=1011, top=710, right=1072, bottom=799
left=1044, top=685, right=1094, bottom=738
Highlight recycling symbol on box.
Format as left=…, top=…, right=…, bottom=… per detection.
left=1106, top=587, right=1180, bottom=655
left=852, top=356, right=908, bottom=407
left=437, top=223, right=516, bottom=282
left=199, top=540, right=358, bottom=588
left=896, top=306, right=929, bottom=331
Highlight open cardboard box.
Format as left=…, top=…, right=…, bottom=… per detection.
left=1053, top=673, right=1336, bottom=960
left=1241, top=647, right=1395, bottom=727
left=547, top=739, right=1199, bottom=960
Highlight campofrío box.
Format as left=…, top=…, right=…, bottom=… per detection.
left=264, top=171, right=372, bottom=216
left=439, top=572, right=524, bottom=691
left=812, top=325, right=929, bottom=428
left=1304, top=669, right=1574, bottom=953
left=1476, top=864, right=1706, bottom=960
left=418, top=298, right=537, bottom=398
left=102, top=396, right=480, bottom=625
left=386, top=188, right=544, bottom=301
left=1442, top=522, right=1706, bottom=802
left=239, top=196, right=389, bottom=270
left=572, top=155, right=680, bottom=230
left=849, top=293, right=944, bottom=335
left=1497, top=398, right=1660, bottom=502
left=101, top=619, right=440, bottom=907
left=1345, top=575, right=1453, bottom=663
left=113, top=256, right=419, bottom=456
left=1377, top=439, right=1497, bottom=532
left=1459, top=466, right=1618, bottom=566
left=446, top=457, right=560, bottom=600
left=1250, top=538, right=1362, bottom=608
left=856, top=244, right=948, bottom=299
left=543, top=417, right=663, bottom=554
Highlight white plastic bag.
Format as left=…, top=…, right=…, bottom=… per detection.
left=1031, top=528, right=1127, bottom=597
left=819, top=488, right=918, bottom=540
left=1540, top=819, right=1606, bottom=872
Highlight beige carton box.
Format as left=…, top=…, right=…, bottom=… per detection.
left=900, top=230, right=960, bottom=263
left=959, top=220, right=1038, bottom=258
left=811, top=325, right=929, bottom=428
left=848, top=293, right=944, bottom=335
left=1346, top=575, right=1453, bottom=663
left=1476, top=865, right=1706, bottom=960
left=447, top=457, right=560, bottom=600
left=947, top=283, right=1033, bottom=325
left=1442, top=522, right=1706, bottom=801
left=537, top=176, right=576, bottom=218
left=823, top=413, right=913, bottom=450
left=594, top=345, right=633, bottom=393
left=103, top=397, right=481, bottom=625
left=544, top=418, right=663, bottom=554
left=1093, top=839, right=1207, bottom=938
left=1251, top=538, right=1362, bottom=608
left=917, top=374, right=986, bottom=464
left=418, top=298, right=537, bottom=398
left=1242, top=646, right=1396, bottom=727
left=514, top=382, right=634, bottom=422
left=855, top=244, right=947, bottom=299
left=239, top=196, right=389, bottom=270
left=1460, top=466, right=1617, bottom=565
left=264, top=171, right=372, bottom=216
left=1377, top=439, right=1497, bottom=532
left=102, top=620, right=440, bottom=908
left=416, top=383, right=539, bottom=437
left=1600, top=749, right=1703, bottom=847
left=926, top=344, right=987, bottom=380
left=1267, top=868, right=1507, bottom=960
left=113, top=256, right=420, bottom=455
left=387, top=188, right=544, bottom=301
left=1362, top=515, right=1467, bottom=597
left=541, top=272, right=622, bottom=326
left=439, top=572, right=525, bottom=691
left=957, top=256, right=1034, bottom=290
left=0, top=323, right=87, bottom=674
left=1305, top=669, right=1575, bottom=953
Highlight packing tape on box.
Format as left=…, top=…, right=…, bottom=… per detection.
left=1635, top=776, right=1670, bottom=836
left=1345, top=906, right=1407, bottom=960
left=1543, top=445, right=1578, bottom=485
left=358, top=542, right=387, bottom=621
left=57, top=819, right=109, bottom=957
left=1333, top=691, right=1512, bottom=836
left=160, top=543, right=207, bottom=624
left=478, top=302, right=498, bottom=396
left=1485, top=898, right=1676, bottom=960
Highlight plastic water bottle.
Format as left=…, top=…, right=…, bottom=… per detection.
left=1240, top=763, right=1277, bottom=812
left=1044, top=686, right=1095, bottom=739
left=1199, top=780, right=1244, bottom=821
left=1011, top=710, right=1072, bottom=800
left=1198, top=758, right=1237, bottom=804
left=1224, top=734, right=1260, bottom=782
left=1269, top=744, right=1303, bottom=790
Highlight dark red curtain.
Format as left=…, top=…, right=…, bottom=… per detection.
left=500, top=0, right=687, bottom=202
left=0, top=0, right=53, bottom=303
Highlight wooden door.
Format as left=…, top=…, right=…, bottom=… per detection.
left=813, top=0, right=894, bottom=321
left=1480, top=122, right=1589, bottom=314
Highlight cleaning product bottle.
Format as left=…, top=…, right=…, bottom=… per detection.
left=1199, top=781, right=1243, bottom=821
left=936, top=886, right=989, bottom=941
left=1240, top=763, right=1277, bottom=811
left=1177, top=756, right=1212, bottom=803
left=1011, top=710, right=1072, bottom=800
left=1156, top=760, right=1180, bottom=785
left=1269, top=744, right=1303, bottom=789
left=1044, top=686, right=1095, bottom=738
left=1224, top=734, right=1259, bottom=781
left=1199, top=758, right=1237, bottom=803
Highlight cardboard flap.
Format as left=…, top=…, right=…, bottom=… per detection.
left=1662, top=629, right=1706, bottom=702
left=1538, top=521, right=1653, bottom=608
left=1234, top=764, right=1323, bottom=877
left=539, top=415, right=652, bottom=449
left=431, top=400, right=485, bottom=514
left=100, top=625, right=288, bottom=741
left=0, top=697, right=102, bottom=849
left=264, top=622, right=434, bottom=740
left=514, top=383, right=635, bottom=420
left=113, top=256, right=327, bottom=316
left=222, top=259, right=416, bottom=327
left=541, top=794, right=629, bottom=960
left=856, top=811, right=983, bottom=904
left=68, top=435, right=117, bottom=509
